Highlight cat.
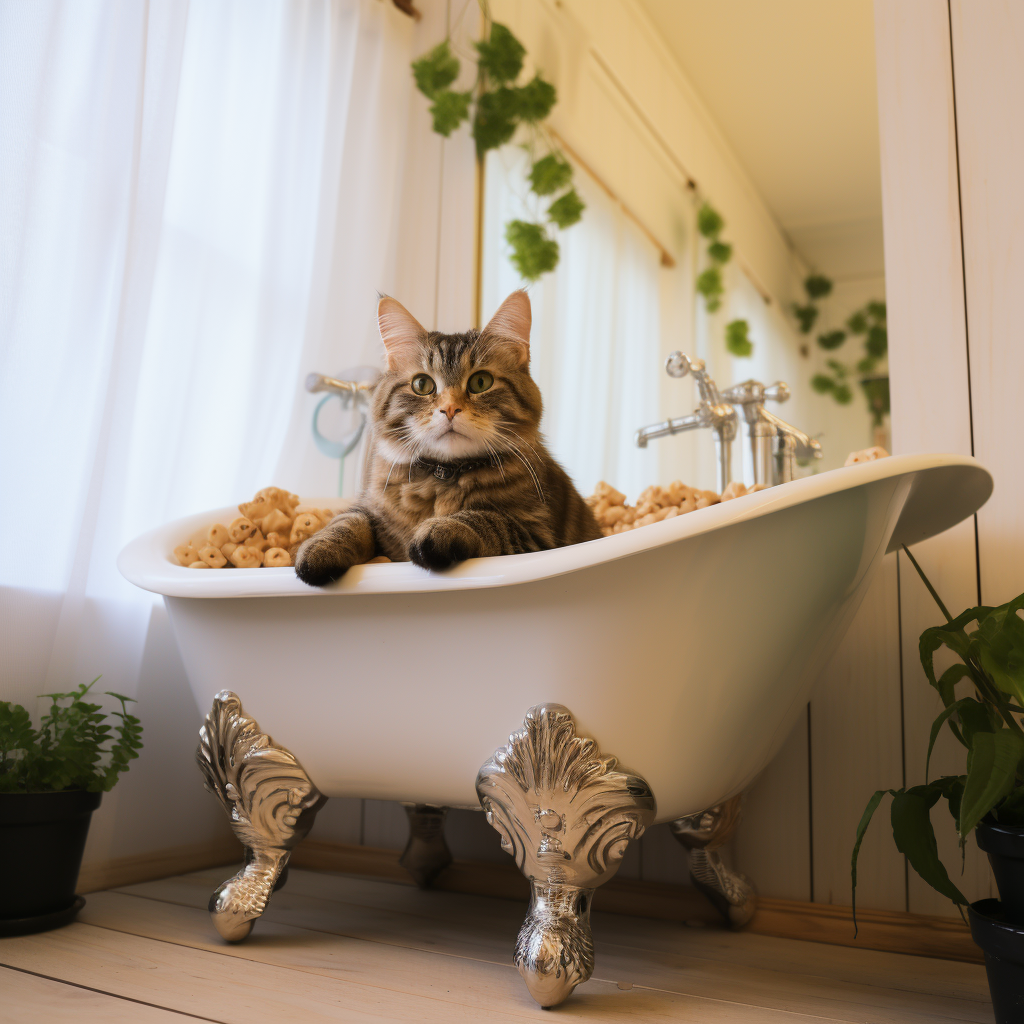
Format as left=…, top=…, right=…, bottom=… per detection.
left=294, top=289, right=601, bottom=586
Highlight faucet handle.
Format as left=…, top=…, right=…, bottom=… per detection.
left=763, top=381, right=790, bottom=404
left=665, top=351, right=696, bottom=378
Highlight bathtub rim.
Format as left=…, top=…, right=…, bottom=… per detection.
left=117, top=452, right=991, bottom=600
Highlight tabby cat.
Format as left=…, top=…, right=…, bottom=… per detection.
left=295, top=290, right=601, bottom=586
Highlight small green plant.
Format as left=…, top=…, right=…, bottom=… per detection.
left=0, top=679, right=143, bottom=794
left=852, top=547, right=1024, bottom=926
left=411, top=10, right=583, bottom=281
left=797, top=274, right=889, bottom=425
left=695, top=200, right=754, bottom=358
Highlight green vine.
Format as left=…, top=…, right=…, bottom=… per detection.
left=797, top=275, right=889, bottom=426
left=411, top=11, right=584, bottom=281
left=695, top=202, right=753, bottom=358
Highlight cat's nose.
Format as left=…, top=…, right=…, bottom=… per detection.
left=439, top=404, right=462, bottom=421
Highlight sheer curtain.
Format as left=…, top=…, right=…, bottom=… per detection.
left=1, top=0, right=415, bottom=859
left=480, top=149, right=663, bottom=502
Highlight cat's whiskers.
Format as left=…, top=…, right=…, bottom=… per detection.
left=493, top=429, right=544, bottom=502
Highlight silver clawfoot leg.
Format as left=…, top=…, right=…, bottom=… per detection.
left=671, top=794, right=756, bottom=928
left=196, top=690, right=326, bottom=942
left=399, top=803, right=452, bottom=888
left=477, top=704, right=656, bottom=1008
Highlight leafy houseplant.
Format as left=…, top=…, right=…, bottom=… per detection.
left=0, top=680, right=143, bottom=935
left=412, top=12, right=584, bottom=281
left=852, top=548, right=1024, bottom=1021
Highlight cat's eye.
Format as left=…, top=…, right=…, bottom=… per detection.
left=467, top=370, right=494, bottom=394
left=410, top=374, right=436, bottom=396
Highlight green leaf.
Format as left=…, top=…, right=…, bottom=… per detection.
left=927, top=697, right=974, bottom=779
left=472, top=86, right=520, bottom=156
left=528, top=154, right=572, bottom=196
left=428, top=89, right=472, bottom=136
left=867, top=300, right=887, bottom=321
left=515, top=74, right=556, bottom=122
left=851, top=788, right=892, bottom=934
left=547, top=189, right=585, bottom=228
left=811, top=374, right=835, bottom=394
left=474, top=22, right=526, bottom=84
left=696, top=267, right=723, bottom=300
left=860, top=373, right=889, bottom=425
left=996, top=784, right=1024, bottom=827
left=959, top=729, right=1024, bottom=837
left=846, top=310, right=868, bottom=334
left=793, top=304, right=818, bottom=334
left=817, top=330, right=846, bottom=351
left=866, top=324, right=888, bottom=358
left=857, top=356, right=878, bottom=374
left=705, top=297, right=722, bottom=313
left=891, top=786, right=967, bottom=904
left=833, top=384, right=853, bottom=404
left=697, top=203, right=724, bottom=239
left=505, top=220, right=559, bottom=280
left=804, top=274, right=833, bottom=299
left=935, top=663, right=971, bottom=708
left=977, top=600, right=1024, bottom=706
left=724, top=319, right=753, bottom=358
left=707, top=240, right=732, bottom=264
left=412, top=41, right=460, bottom=99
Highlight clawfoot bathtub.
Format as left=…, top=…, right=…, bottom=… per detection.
left=119, top=453, right=991, bottom=1007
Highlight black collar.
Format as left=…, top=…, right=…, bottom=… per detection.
left=413, top=454, right=498, bottom=481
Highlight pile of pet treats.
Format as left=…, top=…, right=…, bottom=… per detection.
left=586, top=479, right=768, bottom=537
left=172, top=486, right=336, bottom=569
left=588, top=447, right=889, bottom=538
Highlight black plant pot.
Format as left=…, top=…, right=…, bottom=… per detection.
left=972, top=821, right=1024, bottom=1023
left=969, top=900, right=1024, bottom=1024
left=0, top=789, right=102, bottom=935
left=977, top=821, right=1024, bottom=924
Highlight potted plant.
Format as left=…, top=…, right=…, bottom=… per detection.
left=852, top=546, right=1024, bottom=1022
left=0, top=679, right=143, bottom=936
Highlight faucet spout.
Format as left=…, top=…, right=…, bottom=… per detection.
left=635, top=410, right=708, bottom=449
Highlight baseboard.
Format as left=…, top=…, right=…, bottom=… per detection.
left=289, top=839, right=982, bottom=965
left=77, top=835, right=242, bottom=894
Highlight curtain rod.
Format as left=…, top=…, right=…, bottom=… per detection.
left=546, top=127, right=677, bottom=269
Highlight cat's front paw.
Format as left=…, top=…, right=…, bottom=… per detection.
left=294, top=536, right=352, bottom=587
left=408, top=518, right=481, bottom=571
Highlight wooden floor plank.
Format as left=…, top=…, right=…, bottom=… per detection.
left=123, top=868, right=992, bottom=1002
left=113, top=871, right=992, bottom=1023
left=0, top=911, right=852, bottom=1024
left=0, top=964, right=204, bottom=1023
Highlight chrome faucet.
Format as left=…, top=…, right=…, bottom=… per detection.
left=634, top=353, right=737, bottom=494
left=635, top=353, right=822, bottom=489
left=720, top=379, right=822, bottom=485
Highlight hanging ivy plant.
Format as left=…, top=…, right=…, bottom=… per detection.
left=411, top=12, right=584, bottom=282
left=802, top=275, right=889, bottom=425
left=695, top=201, right=754, bottom=358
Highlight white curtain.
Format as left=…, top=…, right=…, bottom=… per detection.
left=480, top=148, right=663, bottom=503
left=0, top=0, right=415, bottom=855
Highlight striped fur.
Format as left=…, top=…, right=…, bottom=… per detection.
left=295, top=291, right=601, bottom=587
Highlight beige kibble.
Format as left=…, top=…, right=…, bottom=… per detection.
left=188, top=561, right=210, bottom=568
left=238, top=497, right=275, bottom=524
left=750, top=483, right=769, bottom=492
left=720, top=481, right=748, bottom=502
left=266, top=531, right=289, bottom=550
left=228, top=517, right=258, bottom=543
left=221, top=541, right=238, bottom=558
left=245, top=530, right=269, bottom=553
left=318, top=509, right=335, bottom=524
left=366, top=555, right=391, bottom=564
left=260, top=508, right=292, bottom=535
left=844, top=446, right=890, bottom=467
left=207, top=524, right=229, bottom=547
left=603, top=505, right=629, bottom=525
left=264, top=547, right=292, bottom=568
left=199, top=545, right=227, bottom=568
left=173, top=543, right=199, bottom=566
left=228, top=545, right=261, bottom=568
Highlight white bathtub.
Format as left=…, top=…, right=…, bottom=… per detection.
left=119, top=453, right=991, bottom=823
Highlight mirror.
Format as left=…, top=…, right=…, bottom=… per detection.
left=478, top=0, right=885, bottom=498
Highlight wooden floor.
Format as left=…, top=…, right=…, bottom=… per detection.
left=0, top=867, right=995, bottom=1022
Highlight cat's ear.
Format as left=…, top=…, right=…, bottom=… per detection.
left=377, top=296, right=427, bottom=371
left=480, top=290, right=531, bottom=366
